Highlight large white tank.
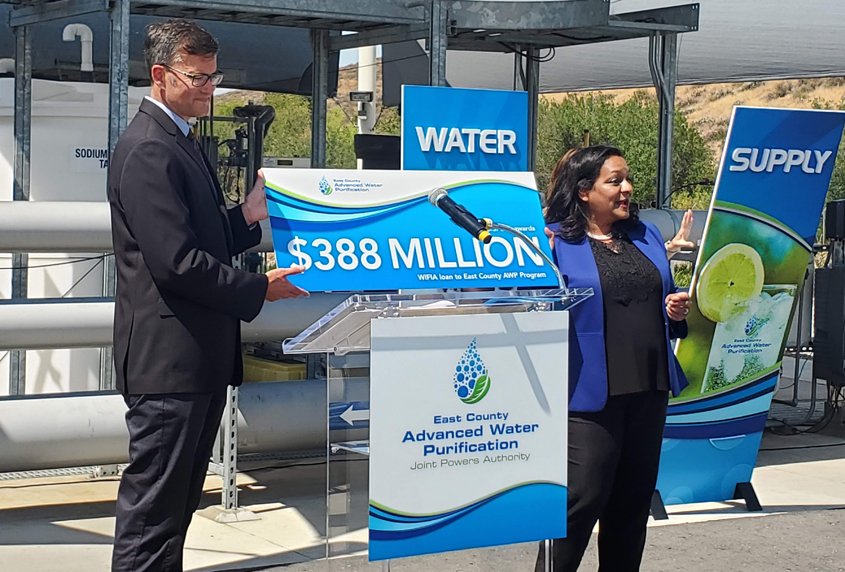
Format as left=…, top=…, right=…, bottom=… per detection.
left=0, top=79, right=145, bottom=395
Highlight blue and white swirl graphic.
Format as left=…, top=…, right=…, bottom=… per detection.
left=665, top=369, right=777, bottom=440
left=658, top=369, right=777, bottom=504
left=368, top=482, right=566, bottom=560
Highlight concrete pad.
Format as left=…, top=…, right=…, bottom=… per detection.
left=3, top=429, right=845, bottom=571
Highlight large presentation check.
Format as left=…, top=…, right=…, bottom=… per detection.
left=264, top=169, right=557, bottom=292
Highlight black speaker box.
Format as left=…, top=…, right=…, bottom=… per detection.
left=354, top=134, right=401, bottom=170
left=825, top=200, right=845, bottom=240
left=814, top=267, right=845, bottom=386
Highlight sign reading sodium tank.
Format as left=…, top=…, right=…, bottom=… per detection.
left=264, top=169, right=556, bottom=292
left=70, top=146, right=109, bottom=172
left=401, top=85, right=528, bottom=171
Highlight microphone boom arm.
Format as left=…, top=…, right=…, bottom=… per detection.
left=487, top=221, right=566, bottom=289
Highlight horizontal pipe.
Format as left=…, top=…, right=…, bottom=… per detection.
left=0, top=293, right=349, bottom=350
left=0, top=392, right=129, bottom=472
left=0, top=201, right=704, bottom=253
left=0, top=379, right=368, bottom=473
left=0, top=202, right=274, bottom=252
left=0, top=202, right=112, bottom=252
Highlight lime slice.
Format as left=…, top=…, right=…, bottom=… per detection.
left=695, top=243, right=764, bottom=323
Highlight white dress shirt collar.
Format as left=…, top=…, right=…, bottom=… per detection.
left=144, top=96, right=193, bottom=137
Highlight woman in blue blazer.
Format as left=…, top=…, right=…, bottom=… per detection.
left=535, top=146, right=690, bottom=572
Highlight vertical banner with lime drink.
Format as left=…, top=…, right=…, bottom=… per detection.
left=657, top=106, right=845, bottom=504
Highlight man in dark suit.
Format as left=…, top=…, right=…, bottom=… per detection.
left=107, top=19, right=307, bottom=571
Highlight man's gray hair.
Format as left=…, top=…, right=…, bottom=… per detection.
left=144, top=19, right=218, bottom=72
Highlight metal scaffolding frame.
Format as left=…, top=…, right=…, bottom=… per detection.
left=1, top=0, right=700, bottom=186
left=1, top=0, right=699, bottom=512
left=9, top=21, right=30, bottom=396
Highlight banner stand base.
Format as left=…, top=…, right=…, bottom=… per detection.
left=733, top=482, right=763, bottom=512
left=650, top=490, right=669, bottom=521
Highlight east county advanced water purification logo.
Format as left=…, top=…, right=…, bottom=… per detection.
left=318, top=176, right=333, bottom=196
left=453, top=337, right=491, bottom=404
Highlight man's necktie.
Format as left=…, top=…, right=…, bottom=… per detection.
left=187, top=129, right=203, bottom=156
left=188, top=130, right=235, bottom=253
left=187, top=130, right=217, bottom=194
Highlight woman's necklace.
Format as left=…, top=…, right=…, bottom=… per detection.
left=586, top=231, right=614, bottom=241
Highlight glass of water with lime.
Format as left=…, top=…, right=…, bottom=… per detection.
left=694, top=242, right=797, bottom=394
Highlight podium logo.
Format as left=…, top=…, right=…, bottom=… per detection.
left=318, top=176, right=333, bottom=196
left=453, top=337, right=491, bottom=404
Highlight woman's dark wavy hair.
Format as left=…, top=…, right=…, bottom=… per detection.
left=544, top=144, right=639, bottom=242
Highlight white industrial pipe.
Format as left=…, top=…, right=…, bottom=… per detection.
left=0, top=202, right=274, bottom=252
left=0, top=378, right=368, bottom=473
left=0, top=298, right=115, bottom=349
left=0, top=201, right=702, bottom=253
left=62, top=23, right=94, bottom=73
left=0, top=202, right=112, bottom=252
left=0, top=392, right=130, bottom=471
left=0, top=293, right=349, bottom=350
left=357, top=45, right=377, bottom=135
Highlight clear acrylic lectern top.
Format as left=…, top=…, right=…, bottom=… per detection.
left=282, top=288, right=593, bottom=355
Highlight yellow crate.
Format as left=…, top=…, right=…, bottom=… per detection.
left=242, top=354, right=307, bottom=382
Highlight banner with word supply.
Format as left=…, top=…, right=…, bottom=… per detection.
left=658, top=106, right=845, bottom=505
left=368, top=311, right=568, bottom=560
left=401, top=85, right=529, bottom=171
left=264, top=169, right=556, bottom=292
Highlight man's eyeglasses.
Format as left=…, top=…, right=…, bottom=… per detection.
left=161, top=64, right=224, bottom=87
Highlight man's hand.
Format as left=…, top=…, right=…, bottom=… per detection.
left=666, top=209, right=695, bottom=255
left=242, top=169, right=268, bottom=226
left=665, top=291, right=691, bottom=321
left=265, top=264, right=309, bottom=301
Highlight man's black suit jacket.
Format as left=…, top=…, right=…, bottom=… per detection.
left=108, top=99, right=268, bottom=395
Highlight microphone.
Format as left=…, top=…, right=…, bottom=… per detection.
left=428, top=188, right=492, bottom=244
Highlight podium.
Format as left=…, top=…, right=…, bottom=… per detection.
left=283, top=288, right=591, bottom=568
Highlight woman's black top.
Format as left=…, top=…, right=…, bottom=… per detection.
left=589, top=235, right=670, bottom=395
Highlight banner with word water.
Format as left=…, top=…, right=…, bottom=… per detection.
left=401, top=85, right=529, bottom=171
left=264, top=169, right=556, bottom=292
left=658, top=106, right=845, bottom=504
left=369, top=312, right=568, bottom=560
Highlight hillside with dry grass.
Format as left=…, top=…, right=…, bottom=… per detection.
left=227, top=61, right=845, bottom=154
left=544, top=78, right=845, bottom=162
